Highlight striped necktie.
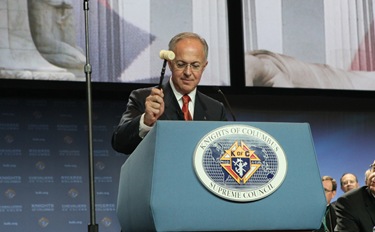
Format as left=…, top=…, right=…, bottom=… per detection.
left=182, top=94, right=192, bottom=121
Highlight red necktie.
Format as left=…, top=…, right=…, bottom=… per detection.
left=182, top=94, right=192, bottom=121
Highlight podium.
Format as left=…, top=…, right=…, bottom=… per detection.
left=117, top=121, right=326, bottom=231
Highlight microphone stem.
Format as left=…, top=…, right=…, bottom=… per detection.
left=218, top=89, right=237, bottom=121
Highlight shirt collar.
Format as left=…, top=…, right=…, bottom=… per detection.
left=169, top=77, right=197, bottom=104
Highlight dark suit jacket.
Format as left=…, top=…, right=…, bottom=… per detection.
left=314, top=204, right=337, bottom=232
left=334, top=186, right=375, bottom=232
left=112, top=81, right=228, bottom=154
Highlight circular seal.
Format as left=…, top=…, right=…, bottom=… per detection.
left=193, top=124, right=287, bottom=202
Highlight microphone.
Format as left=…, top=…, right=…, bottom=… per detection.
left=214, top=87, right=237, bottom=121
left=159, top=50, right=175, bottom=61
left=158, top=50, right=175, bottom=89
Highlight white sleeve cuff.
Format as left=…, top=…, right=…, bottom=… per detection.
left=139, top=113, right=153, bottom=138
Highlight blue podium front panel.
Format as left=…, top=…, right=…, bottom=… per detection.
left=117, top=121, right=326, bottom=232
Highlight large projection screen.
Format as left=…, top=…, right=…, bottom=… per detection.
left=0, top=0, right=230, bottom=86
left=243, top=0, right=375, bottom=91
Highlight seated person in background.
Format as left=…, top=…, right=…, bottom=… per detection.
left=340, top=173, right=360, bottom=193
left=314, top=176, right=337, bottom=232
left=112, top=32, right=227, bottom=155
left=334, top=160, right=375, bottom=232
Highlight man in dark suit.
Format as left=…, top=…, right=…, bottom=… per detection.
left=314, top=176, right=337, bottom=232
left=112, top=32, right=227, bottom=155
left=334, top=160, right=375, bottom=232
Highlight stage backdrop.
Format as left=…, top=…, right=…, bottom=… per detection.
left=0, top=97, right=127, bottom=232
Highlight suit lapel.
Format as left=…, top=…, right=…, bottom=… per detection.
left=193, top=92, right=208, bottom=120
left=161, top=82, right=184, bottom=120
left=365, top=188, right=375, bottom=226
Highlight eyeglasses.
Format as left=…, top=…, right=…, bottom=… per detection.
left=173, top=61, right=204, bottom=72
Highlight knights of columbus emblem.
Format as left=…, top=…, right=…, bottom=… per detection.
left=193, top=124, right=287, bottom=202
left=220, top=141, right=261, bottom=184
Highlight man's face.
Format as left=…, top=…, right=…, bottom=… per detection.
left=341, top=173, right=359, bottom=193
left=168, top=38, right=208, bottom=95
left=322, top=180, right=336, bottom=205
left=367, top=161, right=375, bottom=194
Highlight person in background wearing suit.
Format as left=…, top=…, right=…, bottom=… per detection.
left=340, top=173, right=360, bottom=193
left=334, top=160, right=375, bottom=232
left=314, top=176, right=337, bottom=232
left=112, top=32, right=228, bottom=155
